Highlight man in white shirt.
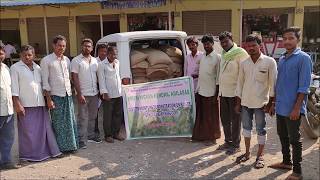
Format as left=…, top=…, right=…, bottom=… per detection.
left=235, top=34, right=277, bottom=168
left=40, top=35, right=78, bottom=152
left=96, top=44, right=108, bottom=62
left=217, top=31, right=250, bottom=155
left=92, top=43, right=108, bottom=141
left=11, top=45, right=61, bottom=161
left=0, top=46, right=19, bottom=170
left=4, top=42, right=16, bottom=59
left=192, top=35, right=221, bottom=145
left=71, top=38, right=101, bottom=148
left=97, top=46, right=124, bottom=143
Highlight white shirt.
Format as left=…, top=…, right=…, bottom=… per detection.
left=0, top=63, right=14, bottom=116
left=197, top=51, right=221, bottom=97
left=98, top=59, right=122, bottom=98
left=71, top=54, right=99, bottom=96
left=10, top=61, right=46, bottom=107
left=236, top=54, right=277, bottom=108
left=40, top=53, right=72, bottom=97
left=4, top=44, right=16, bottom=59
left=96, top=56, right=106, bottom=62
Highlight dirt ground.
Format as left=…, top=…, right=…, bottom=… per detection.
left=0, top=110, right=319, bottom=179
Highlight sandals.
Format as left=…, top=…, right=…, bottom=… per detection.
left=235, top=153, right=250, bottom=164
left=254, top=156, right=265, bottom=169
left=285, top=173, right=303, bottom=180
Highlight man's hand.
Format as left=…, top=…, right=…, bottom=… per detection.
left=191, top=74, right=199, bottom=78
left=14, top=103, right=25, bottom=117
left=289, top=106, right=301, bottom=120
left=102, top=93, right=110, bottom=101
left=77, top=94, right=86, bottom=104
left=268, top=104, right=275, bottom=117
left=234, top=104, right=241, bottom=114
left=47, top=99, right=55, bottom=109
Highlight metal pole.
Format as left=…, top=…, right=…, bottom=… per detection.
left=168, top=11, right=172, bottom=30
left=100, top=11, right=104, bottom=38
left=43, top=6, right=49, bottom=54
left=239, top=0, right=243, bottom=46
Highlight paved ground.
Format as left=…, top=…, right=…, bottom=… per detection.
left=0, top=113, right=319, bottom=179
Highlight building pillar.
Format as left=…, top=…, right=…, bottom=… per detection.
left=231, top=7, right=241, bottom=45
left=119, top=13, right=128, bottom=32
left=173, top=11, right=182, bottom=31
left=19, top=18, right=28, bottom=46
left=68, top=16, right=77, bottom=57
left=293, top=3, right=304, bottom=47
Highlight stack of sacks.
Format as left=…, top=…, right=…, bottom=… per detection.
left=160, top=45, right=184, bottom=78
left=130, top=50, right=149, bottom=83
left=160, top=45, right=183, bottom=64
left=169, top=63, right=183, bottom=78
left=139, top=48, right=173, bottom=81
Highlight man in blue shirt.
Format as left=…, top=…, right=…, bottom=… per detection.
left=269, top=27, right=312, bottom=180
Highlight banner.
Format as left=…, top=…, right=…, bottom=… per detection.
left=122, top=77, right=196, bottom=139
left=101, top=0, right=166, bottom=9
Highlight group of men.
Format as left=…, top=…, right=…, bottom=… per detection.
left=0, top=26, right=312, bottom=180
left=0, top=35, right=124, bottom=170
left=187, top=27, right=312, bottom=180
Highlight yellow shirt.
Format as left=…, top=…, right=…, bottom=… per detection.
left=218, top=49, right=249, bottom=97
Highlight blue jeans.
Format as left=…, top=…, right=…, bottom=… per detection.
left=241, top=106, right=267, bottom=144
left=0, top=115, right=14, bottom=165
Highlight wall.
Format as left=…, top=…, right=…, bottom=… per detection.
left=0, top=0, right=319, bottom=56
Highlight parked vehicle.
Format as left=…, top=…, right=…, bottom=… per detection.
left=301, top=74, right=320, bottom=139
left=95, top=31, right=188, bottom=84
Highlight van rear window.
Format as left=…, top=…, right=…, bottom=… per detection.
left=130, top=39, right=184, bottom=84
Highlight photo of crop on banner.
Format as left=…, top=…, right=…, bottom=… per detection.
left=122, top=77, right=196, bottom=139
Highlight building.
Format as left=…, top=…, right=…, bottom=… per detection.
left=0, top=0, right=319, bottom=58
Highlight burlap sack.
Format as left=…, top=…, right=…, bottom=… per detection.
left=131, top=60, right=149, bottom=69
left=132, top=72, right=147, bottom=78
left=160, top=45, right=183, bottom=58
left=133, top=77, right=149, bottom=84
left=131, top=68, right=146, bottom=74
left=169, top=63, right=183, bottom=77
left=140, top=48, right=173, bottom=66
left=170, top=56, right=183, bottom=64
left=146, top=68, right=169, bottom=79
left=130, top=50, right=148, bottom=65
left=149, top=76, right=169, bottom=81
left=148, top=63, right=169, bottom=69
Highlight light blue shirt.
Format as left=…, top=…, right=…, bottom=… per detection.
left=275, top=48, right=312, bottom=116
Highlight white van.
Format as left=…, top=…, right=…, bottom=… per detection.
left=95, top=31, right=188, bottom=84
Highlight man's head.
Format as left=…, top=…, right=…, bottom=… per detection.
left=107, top=46, right=117, bottom=62
left=20, top=45, right=35, bottom=66
left=97, top=44, right=108, bottom=60
left=52, top=35, right=67, bottom=56
left=186, top=36, right=199, bottom=53
left=201, top=34, right=214, bottom=53
left=81, top=38, right=93, bottom=56
left=245, top=34, right=262, bottom=56
left=283, top=26, right=301, bottom=52
left=218, top=31, right=234, bottom=52
left=0, top=46, right=6, bottom=62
